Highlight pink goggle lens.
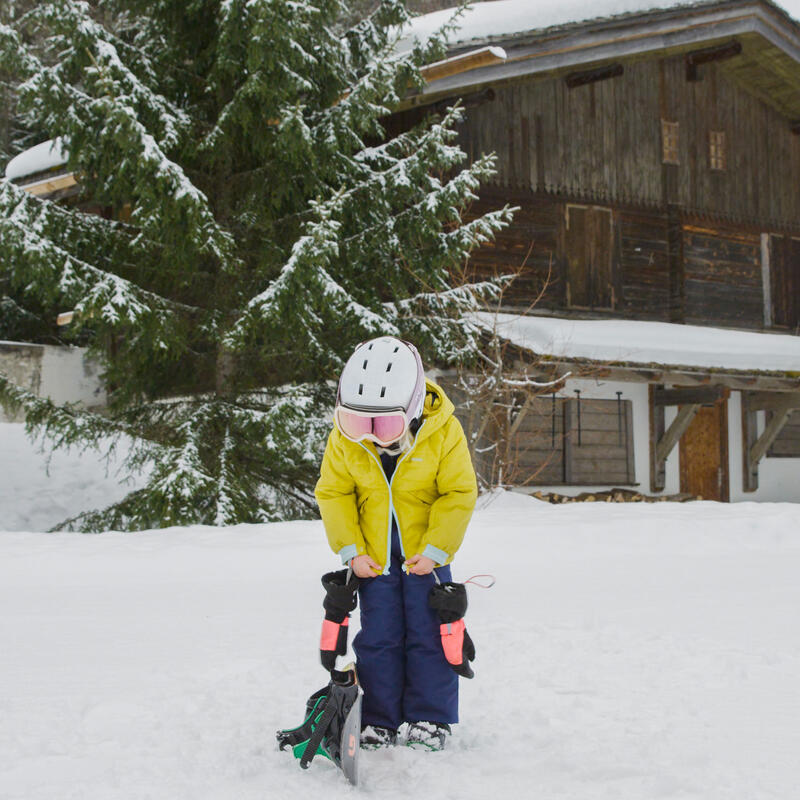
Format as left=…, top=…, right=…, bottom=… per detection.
left=372, top=414, right=406, bottom=443
left=336, top=409, right=373, bottom=440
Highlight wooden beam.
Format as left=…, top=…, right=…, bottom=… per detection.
left=655, top=404, right=701, bottom=465
left=743, top=391, right=800, bottom=411
left=419, top=47, right=507, bottom=84
left=428, top=87, right=496, bottom=116
left=654, top=385, right=725, bottom=407
left=20, top=172, right=77, bottom=197
left=565, top=63, right=623, bottom=89
left=685, top=39, right=742, bottom=81
left=750, top=403, right=795, bottom=464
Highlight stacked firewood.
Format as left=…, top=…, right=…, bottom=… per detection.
left=531, top=489, right=700, bottom=504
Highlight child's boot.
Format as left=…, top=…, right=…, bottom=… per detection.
left=360, top=725, right=398, bottom=749
left=405, top=721, right=451, bottom=751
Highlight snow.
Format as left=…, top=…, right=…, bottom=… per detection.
left=397, top=0, right=800, bottom=53
left=0, top=424, right=144, bottom=532
left=1, top=494, right=799, bottom=798
left=1, top=432, right=800, bottom=799
left=471, top=312, right=800, bottom=372
left=4, top=138, right=69, bottom=181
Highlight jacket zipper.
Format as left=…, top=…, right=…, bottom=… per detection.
left=358, top=420, right=426, bottom=575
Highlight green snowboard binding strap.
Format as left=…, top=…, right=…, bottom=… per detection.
left=276, top=668, right=359, bottom=770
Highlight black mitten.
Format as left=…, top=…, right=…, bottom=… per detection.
left=429, top=581, right=475, bottom=679
left=320, top=570, right=360, bottom=671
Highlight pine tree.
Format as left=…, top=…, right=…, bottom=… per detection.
left=0, top=0, right=513, bottom=530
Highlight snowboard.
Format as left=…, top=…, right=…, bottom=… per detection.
left=339, top=680, right=362, bottom=785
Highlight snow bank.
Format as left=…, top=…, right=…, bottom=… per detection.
left=4, top=138, right=69, bottom=181
left=471, top=312, right=800, bottom=372
left=397, top=0, right=800, bottom=53
left=1, top=493, right=799, bottom=799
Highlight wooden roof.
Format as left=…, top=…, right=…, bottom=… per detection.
left=400, top=0, right=800, bottom=122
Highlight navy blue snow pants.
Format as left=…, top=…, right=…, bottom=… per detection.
left=354, top=522, right=459, bottom=730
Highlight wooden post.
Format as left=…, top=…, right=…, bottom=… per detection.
left=625, top=399, right=635, bottom=485
left=563, top=399, right=576, bottom=484
left=655, top=404, right=701, bottom=465
left=741, top=392, right=760, bottom=492
left=741, top=392, right=799, bottom=491
left=650, top=384, right=666, bottom=492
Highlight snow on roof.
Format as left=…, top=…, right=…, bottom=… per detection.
left=4, top=138, right=69, bottom=182
left=397, top=0, right=800, bottom=54
left=472, top=312, right=800, bottom=373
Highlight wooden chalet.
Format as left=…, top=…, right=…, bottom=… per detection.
left=395, top=0, right=800, bottom=501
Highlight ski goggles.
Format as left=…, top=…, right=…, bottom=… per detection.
left=334, top=405, right=411, bottom=446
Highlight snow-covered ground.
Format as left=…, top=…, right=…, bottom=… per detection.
left=0, top=424, right=142, bottom=532
left=2, top=482, right=799, bottom=799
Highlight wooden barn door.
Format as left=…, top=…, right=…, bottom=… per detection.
left=679, top=400, right=729, bottom=501
left=565, top=205, right=614, bottom=309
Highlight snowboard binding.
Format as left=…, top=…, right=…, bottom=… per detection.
left=276, top=668, right=363, bottom=782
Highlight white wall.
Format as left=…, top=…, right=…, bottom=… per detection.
left=39, top=345, right=106, bottom=409
left=0, top=342, right=105, bottom=422
left=727, top=391, right=800, bottom=503
left=515, top=376, right=799, bottom=503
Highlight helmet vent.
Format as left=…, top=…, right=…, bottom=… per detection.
left=362, top=359, right=368, bottom=369
left=393, top=345, right=399, bottom=352
left=386, top=362, right=392, bottom=372
left=358, top=384, right=364, bottom=395
left=380, top=386, right=386, bottom=398
left=368, top=343, right=373, bottom=350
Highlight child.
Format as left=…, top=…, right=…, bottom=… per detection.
left=315, top=336, right=477, bottom=750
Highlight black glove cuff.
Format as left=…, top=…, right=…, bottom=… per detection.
left=321, top=569, right=360, bottom=617
left=429, top=581, right=468, bottom=623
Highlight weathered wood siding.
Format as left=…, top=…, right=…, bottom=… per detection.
left=767, top=410, right=800, bottom=457
left=459, top=56, right=800, bottom=229
left=682, top=225, right=763, bottom=328
left=508, top=396, right=635, bottom=486
left=768, top=235, right=800, bottom=331
left=467, top=192, right=673, bottom=320
left=465, top=190, right=561, bottom=309
left=616, top=210, right=671, bottom=320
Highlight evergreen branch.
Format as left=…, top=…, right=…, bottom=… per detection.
left=32, top=0, right=191, bottom=147
left=0, top=372, right=168, bottom=462
left=0, top=213, right=199, bottom=324
left=8, top=42, right=235, bottom=266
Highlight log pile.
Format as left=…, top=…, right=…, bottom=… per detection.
left=531, top=488, right=700, bottom=504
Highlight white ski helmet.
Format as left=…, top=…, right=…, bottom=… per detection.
left=334, top=337, right=426, bottom=445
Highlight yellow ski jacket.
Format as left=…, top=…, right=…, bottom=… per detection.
left=315, top=379, right=477, bottom=573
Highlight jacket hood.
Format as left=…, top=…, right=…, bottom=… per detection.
left=418, top=378, right=454, bottom=441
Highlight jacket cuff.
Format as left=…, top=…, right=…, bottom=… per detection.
left=338, top=544, right=358, bottom=565
left=422, top=543, right=449, bottom=566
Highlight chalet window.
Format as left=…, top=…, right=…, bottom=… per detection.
left=507, top=395, right=635, bottom=486
left=709, top=130, right=726, bottom=170
left=661, top=120, right=679, bottom=164
left=767, top=410, right=800, bottom=457
left=767, top=235, right=800, bottom=330
left=564, top=205, right=615, bottom=309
